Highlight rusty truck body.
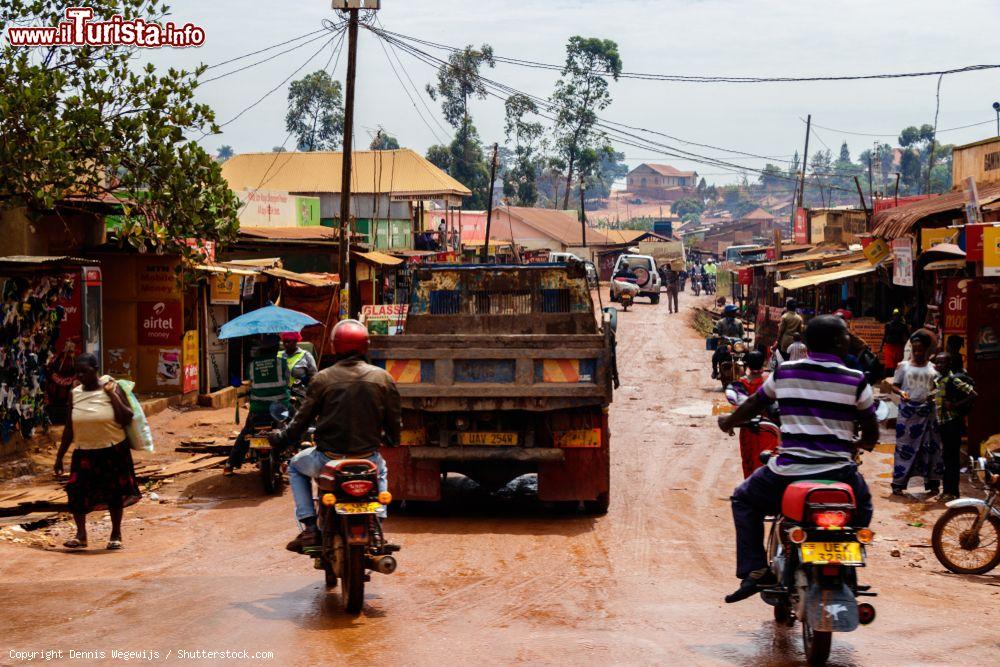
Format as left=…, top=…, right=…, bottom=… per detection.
left=369, top=262, right=616, bottom=513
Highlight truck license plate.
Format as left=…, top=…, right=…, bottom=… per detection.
left=457, top=432, right=517, bottom=446
left=800, top=542, right=863, bottom=565
left=553, top=429, right=601, bottom=448
left=249, top=436, right=270, bottom=450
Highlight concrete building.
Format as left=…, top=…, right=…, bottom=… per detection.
left=625, top=164, right=698, bottom=200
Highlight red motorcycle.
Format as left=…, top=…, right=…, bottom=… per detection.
left=760, top=456, right=877, bottom=665
left=305, top=458, right=400, bottom=614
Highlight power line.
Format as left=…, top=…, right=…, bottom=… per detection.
left=201, top=30, right=336, bottom=85
left=204, top=27, right=329, bottom=71
left=374, top=27, right=1000, bottom=84
left=807, top=117, right=995, bottom=138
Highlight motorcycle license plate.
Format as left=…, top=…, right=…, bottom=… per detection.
left=335, top=502, right=382, bottom=515
left=457, top=432, right=517, bottom=446
left=249, top=437, right=270, bottom=450
left=800, top=542, right=863, bottom=565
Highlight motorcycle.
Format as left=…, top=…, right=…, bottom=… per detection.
left=248, top=402, right=296, bottom=494
left=758, top=451, right=877, bottom=665
left=725, top=385, right=780, bottom=479
left=304, top=456, right=400, bottom=614
left=692, top=277, right=701, bottom=296
left=613, top=276, right=639, bottom=311
left=715, top=336, right=749, bottom=389
left=931, top=449, right=1000, bottom=574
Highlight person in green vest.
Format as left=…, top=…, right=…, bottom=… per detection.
left=224, top=337, right=290, bottom=476
left=278, top=332, right=317, bottom=396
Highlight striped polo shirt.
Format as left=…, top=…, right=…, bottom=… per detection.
left=755, top=352, right=875, bottom=476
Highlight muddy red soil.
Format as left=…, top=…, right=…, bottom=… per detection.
left=1, top=290, right=997, bottom=666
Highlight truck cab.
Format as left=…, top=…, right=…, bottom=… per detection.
left=369, top=262, right=615, bottom=513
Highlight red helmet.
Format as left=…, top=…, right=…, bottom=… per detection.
left=332, top=319, right=370, bottom=356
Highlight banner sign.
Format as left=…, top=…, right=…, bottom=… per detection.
left=964, top=176, right=983, bottom=226
left=943, top=278, right=969, bottom=336
left=864, top=237, right=891, bottom=265
left=138, top=300, right=183, bottom=346
left=361, top=304, right=408, bottom=335
left=794, top=207, right=808, bottom=244
left=921, top=227, right=961, bottom=252
left=209, top=273, right=242, bottom=305
left=892, top=237, right=914, bottom=286
left=182, top=330, right=199, bottom=393
left=985, top=226, right=1000, bottom=277
left=965, top=224, right=986, bottom=262
left=849, top=318, right=886, bottom=352
left=237, top=189, right=321, bottom=228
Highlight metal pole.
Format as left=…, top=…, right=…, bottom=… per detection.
left=480, top=143, right=499, bottom=263
left=797, top=114, right=810, bottom=210
left=338, top=7, right=360, bottom=316
left=894, top=172, right=900, bottom=207
left=579, top=181, right=587, bottom=249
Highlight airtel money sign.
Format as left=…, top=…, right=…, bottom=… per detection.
left=139, top=300, right=183, bottom=346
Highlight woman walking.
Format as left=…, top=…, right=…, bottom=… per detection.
left=890, top=330, right=943, bottom=496
left=54, top=353, right=141, bottom=550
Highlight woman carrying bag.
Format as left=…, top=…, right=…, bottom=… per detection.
left=54, top=353, right=141, bottom=550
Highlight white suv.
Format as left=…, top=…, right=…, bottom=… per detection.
left=611, top=254, right=661, bottom=304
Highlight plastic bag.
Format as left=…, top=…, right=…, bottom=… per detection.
left=116, top=379, right=154, bottom=452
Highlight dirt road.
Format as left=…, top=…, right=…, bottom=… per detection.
left=1, top=291, right=997, bottom=666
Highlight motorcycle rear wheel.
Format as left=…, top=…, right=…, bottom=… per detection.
left=931, top=507, right=1000, bottom=574
left=342, top=544, right=366, bottom=615
left=323, top=561, right=338, bottom=589
left=802, top=619, right=832, bottom=665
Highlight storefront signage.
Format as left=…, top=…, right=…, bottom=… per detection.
left=137, top=259, right=180, bottom=298
left=920, top=227, right=960, bottom=252
left=237, top=189, right=321, bottom=228
left=892, top=237, right=914, bottom=286
left=738, top=267, right=753, bottom=286
left=965, top=224, right=986, bottom=262
left=794, top=208, right=808, bottom=245
left=943, top=278, right=969, bottom=335
left=209, top=273, right=241, bottom=305
left=848, top=318, right=886, bottom=352
left=157, top=348, right=181, bottom=386
left=138, top=300, right=183, bottom=345
left=985, top=226, right=1000, bottom=277
left=863, top=237, right=891, bottom=266
left=361, top=304, right=408, bottom=335
left=182, top=330, right=198, bottom=394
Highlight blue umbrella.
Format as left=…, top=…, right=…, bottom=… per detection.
left=218, top=305, right=320, bottom=340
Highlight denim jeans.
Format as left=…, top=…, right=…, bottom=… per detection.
left=289, top=447, right=388, bottom=524
left=730, top=464, right=873, bottom=579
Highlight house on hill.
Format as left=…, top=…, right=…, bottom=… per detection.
left=626, top=164, right=698, bottom=200
left=486, top=206, right=615, bottom=259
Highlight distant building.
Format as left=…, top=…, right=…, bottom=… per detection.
left=626, top=164, right=698, bottom=200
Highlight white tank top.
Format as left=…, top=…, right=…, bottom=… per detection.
left=72, top=379, right=127, bottom=450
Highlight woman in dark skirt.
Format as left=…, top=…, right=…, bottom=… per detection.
left=54, top=353, right=140, bottom=550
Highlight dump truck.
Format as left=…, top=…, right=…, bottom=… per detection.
left=369, top=262, right=616, bottom=513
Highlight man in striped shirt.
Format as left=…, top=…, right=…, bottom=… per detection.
left=717, top=315, right=879, bottom=603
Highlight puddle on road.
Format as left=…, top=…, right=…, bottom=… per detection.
left=670, top=400, right=716, bottom=417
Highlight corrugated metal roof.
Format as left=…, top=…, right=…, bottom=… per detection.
left=238, top=226, right=340, bottom=241
left=493, top=207, right=614, bottom=247
left=872, top=182, right=1000, bottom=238
left=354, top=250, right=403, bottom=266
left=262, top=267, right=336, bottom=287
left=777, top=263, right=876, bottom=290
left=221, top=149, right=472, bottom=198
left=0, top=255, right=96, bottom=265
left=195, top=264, right=258, bottom=277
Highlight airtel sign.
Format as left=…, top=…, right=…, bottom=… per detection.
left=138, top=300, right=183, bottom=345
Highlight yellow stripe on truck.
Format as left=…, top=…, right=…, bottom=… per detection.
left=386, top=359, right=422, bottom=384
left=542, top=359, right=580, bottom=383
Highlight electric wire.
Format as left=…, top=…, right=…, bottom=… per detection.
left=373, top=24, right=449, bottom=145
left=204, top=27, right=330, bottom=71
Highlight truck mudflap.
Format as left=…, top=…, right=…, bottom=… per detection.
left=538, top=412, right=610, bottom=502
left=381, top=447, right=442, bottom=501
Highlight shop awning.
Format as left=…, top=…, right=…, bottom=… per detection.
left=923, top=259, right=967, bottom=271
left=195, top=263, right=258, bottom=277
left=354, top=250, right=404, bottom=266
left=777, top=264, right=877, bottom=291
left=262, top=267, right=337, bottom=287
left=0, top=255, right=96, bottom=267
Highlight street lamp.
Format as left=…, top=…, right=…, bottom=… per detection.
left=993, top=102, right=1000, bottom=137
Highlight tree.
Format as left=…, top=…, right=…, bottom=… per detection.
left=0, top=0, right=239, bottom=265
left=551, top=36, right=622, bottom=209
left=426, top=44, right=495, bottom=205
left=671, top=197, right=703, bottom=219
left=595, top=149, right=628, bottom=200
left=216, top=145, right=234, bottom=162
left=285, top=70, right=344, bottom=152
left=425, top=144, right=451, bottom=171
left=758, top=163, right=786, bottom=190
left=370, top=130, right=400, bottom=150
left=272, top=146, right=287, bottom=153
left=502, top=94, right=544, bottom=206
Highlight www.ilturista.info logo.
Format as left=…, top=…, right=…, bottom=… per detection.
left=5, top=7, right=205, bottom=48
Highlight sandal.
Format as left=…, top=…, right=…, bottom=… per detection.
left=106, top=539, right=124, bottom=550
left=223, top=465, right=235, bottom=477
left=63, top=537, right=87, bottom=549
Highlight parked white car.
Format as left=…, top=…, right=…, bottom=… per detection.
left=611, top=254, right=661, bottom=304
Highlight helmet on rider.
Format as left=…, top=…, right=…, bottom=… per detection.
left=723, top=304, right=739, bottom=317
left=332, top=319, right=370, bottom=357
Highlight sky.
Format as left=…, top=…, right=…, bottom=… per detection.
left=142, top=0, right=1000, bottom=186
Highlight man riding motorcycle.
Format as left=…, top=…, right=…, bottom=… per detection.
left=712, top=304, right=745, bottom=379
left=224, top=338, right=290, bottom=477
left=717, top=315, right=879, bottom=603
left=273, top=320, right=402, bottom=553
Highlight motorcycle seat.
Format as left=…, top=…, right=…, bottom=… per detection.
left=318, top=458, right=378, bottom=484
left=781, top=480, right=856, bottom=522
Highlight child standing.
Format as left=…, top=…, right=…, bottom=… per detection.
left=932, top=352, right=977, bottom=502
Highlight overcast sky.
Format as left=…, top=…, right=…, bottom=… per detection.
left=151, top=0, right=1000, bottom=185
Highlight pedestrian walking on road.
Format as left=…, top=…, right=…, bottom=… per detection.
left=890, top=330, right=943, bottom=496
left=662, top=265, right=679, bottom=313
left=932, top=352, right=976, bottom=502
left=54, top=353, right=140, bottom=550
left=776, top=298, right=804, bottom=357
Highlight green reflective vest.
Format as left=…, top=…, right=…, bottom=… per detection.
left=248, top=356, right=290, bottom=415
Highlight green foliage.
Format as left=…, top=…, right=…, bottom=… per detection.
left=285, top=70, right=344, bottom=151
left=216, top=145, right=234, bottom=162
left=425, top=144, right=451, bottom=171
left=758, top=163, right=786, bottom=189
left=671, top=197, right=703, bottom=218
left=551, top=36, right=622, bottom=209
left=502, top=94, right=543, bottom=206
left=0, top=0, right=239, bottom=266
left=369, top=131, right=400, bottom=150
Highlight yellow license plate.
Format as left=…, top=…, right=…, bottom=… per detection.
left=399, top=428, right=426, bottom=446
left=457, top=432, right=517, bottom=446
left=249, top=437, right=270, bottom=450
left=800, top=542, right=863, bottom=565
left=553, top=428, right=601, bottom=448
left=334, top=502, right=382, bottom=514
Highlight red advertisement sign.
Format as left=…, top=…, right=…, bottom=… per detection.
left=738, top=267, right=753, bottom=285
left=965, top=224, right=985, bottom=262
left=138, top=300, right=183, bottom=346
left=794, top=208, right=808, bottom=245
left=943, top=278, right=969, bottom=335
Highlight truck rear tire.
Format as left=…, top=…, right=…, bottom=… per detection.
left=650, top=294, right=660, bottom=304
left=583, top=492, right=609, bottom=515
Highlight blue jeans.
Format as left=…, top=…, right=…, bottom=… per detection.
left=730, top=464, right=873, bottom=579
left=289, top=447, right=388, bottom=523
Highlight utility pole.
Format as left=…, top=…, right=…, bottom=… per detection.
left=480, top=143, right=499, bottom=263
left=334, top=2, right=369, bottom=319
left=797, top=114, right=811, bottom=211
left=579, top=180, right=588, bottom=249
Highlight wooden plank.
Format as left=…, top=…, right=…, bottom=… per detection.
left=143, top=456, right=227, bottom=480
